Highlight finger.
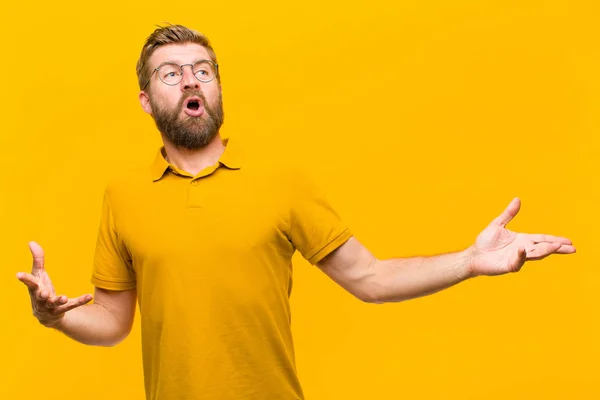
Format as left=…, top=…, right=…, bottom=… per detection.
left=16, top=272, right=40, bottom=291
left=28, top=241, right=45, bottom=275
left=53, top=294, right=93, bottom=314
left=37, top=289, right=51, bottom=302
left=530, top=234, right=573, bottom=245
left=526, top=242, right=562, bottom=260
left=491, top=197, right=521, bottom=228
left=46, top=295, right=68, bottom=308
left=555, top=244, right=576, bottom=254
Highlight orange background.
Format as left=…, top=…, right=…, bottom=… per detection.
left=2, top=0, right=598, bottom=399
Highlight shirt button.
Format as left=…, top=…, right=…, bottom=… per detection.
left=191, top=180, right=198, bottom=186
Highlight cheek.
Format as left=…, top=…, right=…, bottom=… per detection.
left=203, top=85, right=222, bottom=105
left=151, top=91, right=180, bottom=111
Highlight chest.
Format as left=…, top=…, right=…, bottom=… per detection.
left=113, top=173, right=295, bottom=282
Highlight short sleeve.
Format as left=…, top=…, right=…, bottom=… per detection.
left=90, top=191, right=136, bottom=290
left=288, top=170, right=352, bottom=265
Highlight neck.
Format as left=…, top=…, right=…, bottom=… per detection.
left=162, top=134, right=225, bottom=176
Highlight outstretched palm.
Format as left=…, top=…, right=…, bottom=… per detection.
left=16, top=242, right=93, bottom=327
left=471, top=198, right=575, bottom=276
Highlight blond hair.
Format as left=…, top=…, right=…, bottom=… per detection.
left=136, top=24, right=219, bottom=90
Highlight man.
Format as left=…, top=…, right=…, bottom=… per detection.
left=17, top=24, right=575, bottom=400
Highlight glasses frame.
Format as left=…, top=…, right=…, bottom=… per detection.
left=142, top=59, right=219, bottom=90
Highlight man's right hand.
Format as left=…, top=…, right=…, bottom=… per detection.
left=16, top=242, right=93, bottom=328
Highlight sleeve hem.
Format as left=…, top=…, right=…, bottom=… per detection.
left=307, top=228, right=353, bottom=265
left=91, top=275, right=136, bottom=291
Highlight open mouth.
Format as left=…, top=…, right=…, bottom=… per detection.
left=187, top=99, right=200, bottom=111
left=183, top=96, right=205, bottom=117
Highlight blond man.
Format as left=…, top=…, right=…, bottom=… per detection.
left=17, top=24, right=575, bottom=400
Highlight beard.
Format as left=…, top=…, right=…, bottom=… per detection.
left=149, top=90, right=224, bottom=150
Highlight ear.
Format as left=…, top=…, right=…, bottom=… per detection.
left=139, top=91, right=152, bottom=114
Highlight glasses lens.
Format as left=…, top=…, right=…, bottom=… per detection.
left=193, top=61, right=217, bottom=82
left=157, top=63, right=183, bottom=85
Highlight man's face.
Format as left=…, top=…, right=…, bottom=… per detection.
left=139, top=43, right=224, bottom=150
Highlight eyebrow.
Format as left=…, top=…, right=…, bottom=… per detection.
left=155, top=59, right=212, bottom=68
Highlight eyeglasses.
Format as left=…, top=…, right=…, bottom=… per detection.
left=142, top=59, right=219, bottom=90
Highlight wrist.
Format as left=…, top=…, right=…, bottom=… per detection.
left=462, top=245, right=478, bottom=279
left=40, top=313, right=66, bottom=330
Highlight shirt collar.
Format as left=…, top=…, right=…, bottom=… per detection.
left=151, top=136, right=242, bottom=182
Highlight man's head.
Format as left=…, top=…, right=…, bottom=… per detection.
left=137, top=24, right=224, bottom=150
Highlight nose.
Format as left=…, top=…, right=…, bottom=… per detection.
left=180, top=65, right=200, bottom=90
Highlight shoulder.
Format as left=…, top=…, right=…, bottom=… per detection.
left=239, top=158, right=316, bottom=197
left=102, top=166, right=153, bottom=200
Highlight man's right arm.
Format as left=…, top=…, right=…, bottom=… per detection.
left=17, top=241, right=137, bottom=347
left=52, top=287, right=137, bottom=346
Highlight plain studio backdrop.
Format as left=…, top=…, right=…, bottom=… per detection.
left=1, top=0, right=598, bottom=399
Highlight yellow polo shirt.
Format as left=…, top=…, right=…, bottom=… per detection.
left=91, top=137, right=352, bottom=400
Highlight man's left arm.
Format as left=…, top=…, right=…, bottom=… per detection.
left=317, top=198, right=576, bottom=303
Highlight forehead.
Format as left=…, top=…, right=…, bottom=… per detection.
left=149, top=43, right=211, bottom=68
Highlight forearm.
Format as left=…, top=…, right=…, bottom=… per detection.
left=366, top=246, right=475, bottom=303
left=51, top=303, right=130, bottom=347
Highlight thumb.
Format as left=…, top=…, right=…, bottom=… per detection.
left=491, top=197, right=521, bottom=228
left=28, top=241, right=45, bottom=274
